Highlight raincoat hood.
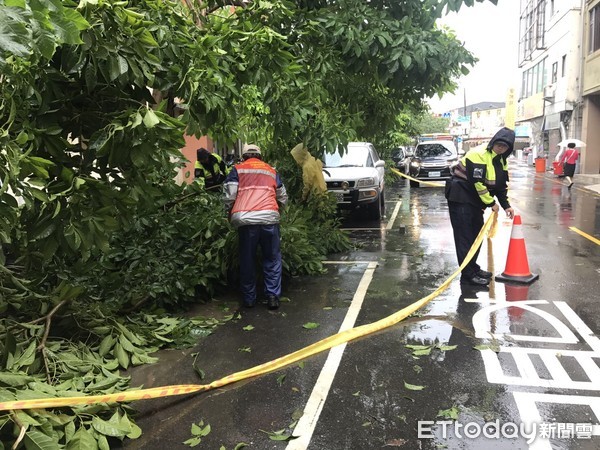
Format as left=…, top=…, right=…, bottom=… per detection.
left=487, top=127, right=515, bottom=159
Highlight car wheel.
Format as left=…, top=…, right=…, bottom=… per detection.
left=410, top=179, right=420, bottom=188
left=366, top=194, right=382, bottom=221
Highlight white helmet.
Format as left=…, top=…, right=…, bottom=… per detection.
left=242, top=144, right=261, bottom=155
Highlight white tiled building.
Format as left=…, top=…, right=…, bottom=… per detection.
left=517, top=0, right=600, bottom=175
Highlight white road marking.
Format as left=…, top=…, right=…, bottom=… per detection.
left=513, top=392, right=600, bottom=450
left=386, top=200, right=402, bottom=230
left=472, top=299, right=600, bottom=448
left=286, top=261, right=378, bottom=450
left=472, top=300, right=579, bottom=344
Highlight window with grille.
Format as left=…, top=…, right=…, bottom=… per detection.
left=590, top=4, right=600, bottom=54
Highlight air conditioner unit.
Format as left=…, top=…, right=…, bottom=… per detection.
left=543, top=85, right=555, bottom=100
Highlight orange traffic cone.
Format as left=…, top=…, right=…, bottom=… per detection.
left=495, top=215, right=539, bottom=284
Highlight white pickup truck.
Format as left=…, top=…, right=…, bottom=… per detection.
left=322, top=142, right=385, bottom=220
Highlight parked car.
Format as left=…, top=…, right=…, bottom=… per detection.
left=407, top=140, right=459, bottom=187
left=391, top=147, right=409, bottom=173
left=322, top=142, right=385, bottom=220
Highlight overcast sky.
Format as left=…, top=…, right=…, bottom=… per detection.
left=427, top=0, right=521, bottom=113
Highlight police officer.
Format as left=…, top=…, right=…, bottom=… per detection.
left=445, top=127, right=516, bottom=287
left=223, top=144, right=288, bottom=310
left=195, top=148, right=229, bottom=189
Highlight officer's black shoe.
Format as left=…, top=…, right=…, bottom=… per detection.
left=267, top=296, right=280, bottom=310
left=476, top=269, right=493, bottom=279
left=243, top=301, right=256, bottom=308
left=460, top=275, right=489, bottom=286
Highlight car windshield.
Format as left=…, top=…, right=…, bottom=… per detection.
left=415, top=144, right=453, bottom=158
left=323, top=146, right=368, bottom=167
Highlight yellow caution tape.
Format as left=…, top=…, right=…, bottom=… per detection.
left=0, top=213, right=497, bottom=411
left=390, top=167, right=445, bottom=187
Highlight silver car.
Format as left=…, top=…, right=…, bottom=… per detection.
left=322, top=142, right=386, bottom=220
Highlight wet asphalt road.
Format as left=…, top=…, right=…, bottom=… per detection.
left=123, top=158, right=600, bottom=450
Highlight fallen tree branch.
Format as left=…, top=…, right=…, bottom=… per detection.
left=11, top=411, right=27, bottom=450
left=36, top=299, right=68, bottom=350
left=120, top=295, right=150, bottom=314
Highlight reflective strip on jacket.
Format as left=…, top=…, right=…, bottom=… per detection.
left=223, top=158, right=288, bottom=228
left=450, top=145, right=510, bottom=209
left=194, top=153, right=229, bottom=182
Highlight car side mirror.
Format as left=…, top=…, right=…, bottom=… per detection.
left=375, top=160, right=385, bottom=168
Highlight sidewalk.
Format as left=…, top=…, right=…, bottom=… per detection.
left=574, top=173, right=600, bottom=194
left=511, top=156, right=600, bottom=195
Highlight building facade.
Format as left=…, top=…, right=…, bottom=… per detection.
left=582, top=0, right=600, bottom=175
left=517, top=0, right=583, bottom=165
left=517, top=0, right=599, bottom=175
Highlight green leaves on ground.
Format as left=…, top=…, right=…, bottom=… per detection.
left=183, top=420, right=211, bottom=447
left=302, top=322, right=320, bottom=330
left=405, top=343, right=457, bottom=358
left=260, top=428, right=296, bottom=442
left=437, top=406, right=460, bottom=420
left=473, top=343, right=501, bottom=353
left=404, top=381, right=426, bottom=391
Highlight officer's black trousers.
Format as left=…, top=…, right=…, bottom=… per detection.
left=448, top=201, right=483, bottom=280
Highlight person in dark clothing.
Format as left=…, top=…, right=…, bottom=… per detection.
left=195, top=148, right=229, bottom=189
left=445, top=127, right=516, bottom=287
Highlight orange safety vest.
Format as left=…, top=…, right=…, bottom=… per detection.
left=230, top=158, right=279, bottom=216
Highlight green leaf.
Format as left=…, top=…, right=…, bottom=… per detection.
left=0, top=372, right=35, bottom=387
left=92, top=416, right=130, bottom=437
left=13, top=341, right=36, bottom=369
left=262, top=429, right=294, bottom=441
left=49, top=9, right=87, bottom=45
left=183, top=437, right=202, bottom=447
left=437, top=406, right=460, bottom=420
left=191, top=422, right=211, bottom=437
left=97, top=435, right=110, bottom=450
left=143, top=109, right=160, bottom=128
left=404, top=381, right=425, bottom=391
left=437, top=345, right=457, bottom=351
left=114, top=343, right=129, bottom=369
left=302, top=322, right=319, bottom=329
left=473, top=344, right=500, bottom=353
left=401, top=55, right=412, bottom=69
left=66, top=428, right=97, bottom=450
left=242, top=325, right=254, bottom=331
left=98, top=335, right=114, bottom=357
left=276, top=374, right=286, bottom=386
left=23, top=430, right=60, bottom=450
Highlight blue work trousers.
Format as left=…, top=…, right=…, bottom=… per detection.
left=238, top=224, right=282, bottom=306
left=448, top=201, right=483, bottom=280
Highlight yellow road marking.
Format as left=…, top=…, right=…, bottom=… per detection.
left=569, top=227, right=600, bottom=245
